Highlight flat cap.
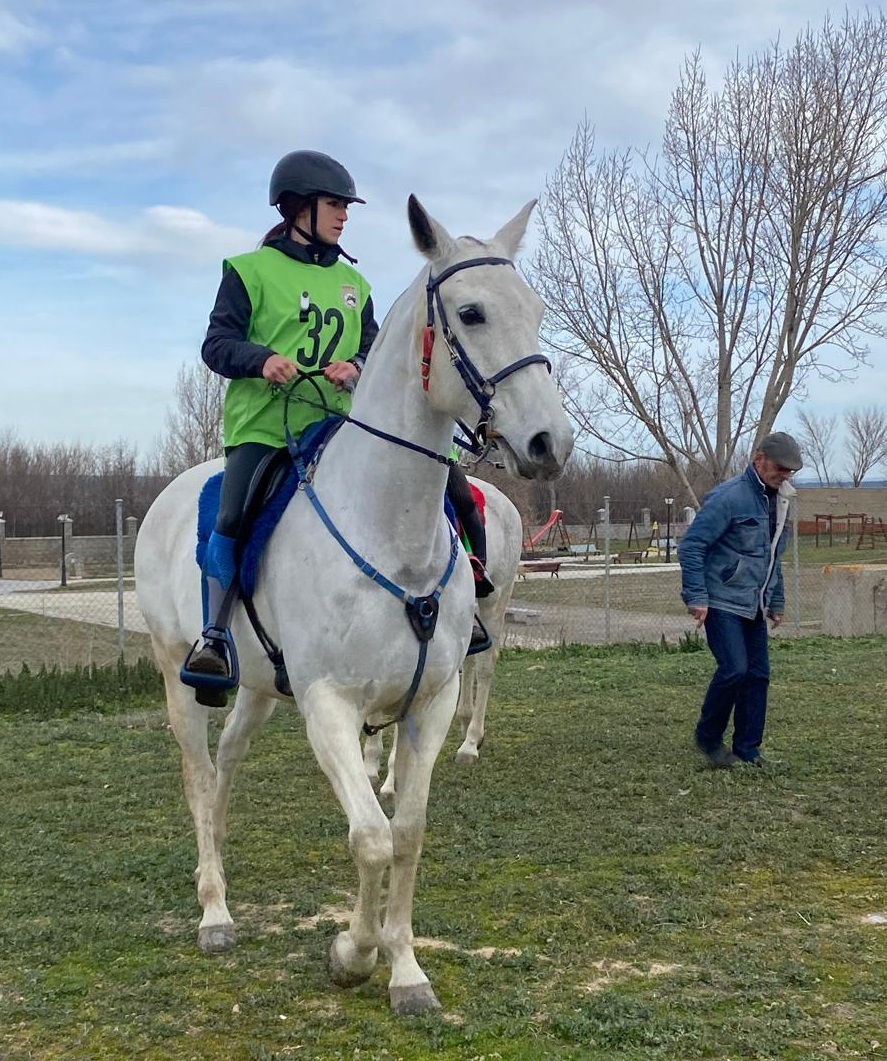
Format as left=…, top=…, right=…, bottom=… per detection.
left=757, top=431, right=803, bottom=470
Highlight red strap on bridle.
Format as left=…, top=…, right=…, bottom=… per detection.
left=421, top=326, right=434, bottom=391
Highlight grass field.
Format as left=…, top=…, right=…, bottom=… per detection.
left=0, top=637, right=885, bottom=1060
left=0, top=608, right=154, bottom=674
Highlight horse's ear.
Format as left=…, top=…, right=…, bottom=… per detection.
left=490, top=199, right=537, bottom=259
left=408, top=194, right=456, bottom=263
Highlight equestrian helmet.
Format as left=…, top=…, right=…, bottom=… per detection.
left=269, top=150, right=366, bottom=206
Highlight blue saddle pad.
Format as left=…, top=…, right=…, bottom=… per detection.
left=196, top=416, right=343, bottom=597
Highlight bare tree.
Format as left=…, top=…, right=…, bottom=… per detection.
left=148, top=359, right=225, bottom=476
left=531, top=11, right=887, bottom=501
left=844, top=406, right=887, bottom=486
left=0, top=431, right=154, bottom=535
left=793, top=410, right=838, bottom=485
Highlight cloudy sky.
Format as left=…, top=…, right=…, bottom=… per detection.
left=0, top=0, right=882, bottom=459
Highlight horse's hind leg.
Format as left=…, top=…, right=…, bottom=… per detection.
left=362, top=727, right=384, bottom=782
left=157, top=645, right=234, bottom=953
left=207, top=683, right=277, bottom=942
left=213, top=685, right=279, bottom=877
left=362, top=727, right=397, bottom=799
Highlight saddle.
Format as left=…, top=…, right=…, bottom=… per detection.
left=191, top=425, right=490, bottom=698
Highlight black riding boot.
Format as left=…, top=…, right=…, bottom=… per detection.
left=461, top=505, right=494, bottom=598
left=180, top=533, right=239, bottom=708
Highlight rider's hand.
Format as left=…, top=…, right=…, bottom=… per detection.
left=324, top=361, right=360, bottom=391
left=262, top=354, right=298, bottom=385
left=688, top=604, right=708, bottom=629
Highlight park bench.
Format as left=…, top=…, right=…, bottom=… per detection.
left=613, top=550, right=647, bottom=564
left=518, top=560, right=562, bottom=579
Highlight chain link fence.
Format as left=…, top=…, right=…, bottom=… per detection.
left=1, top=498, right=886, bottom=675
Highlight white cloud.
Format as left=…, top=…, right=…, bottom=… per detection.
left=0, top=8, right=42, bottom=53
left=0, top=139, right=168, bottom=174
left=0, top=199, right=254, bottom=262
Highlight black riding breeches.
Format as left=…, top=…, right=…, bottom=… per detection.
left=447, top=464, right=486, bottom=564
left=215, top=442, right=283, bottom=539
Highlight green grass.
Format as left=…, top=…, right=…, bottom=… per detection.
left=0, top=638, right=885, bottom=1059
left=0, top=609, right=155, bottom=674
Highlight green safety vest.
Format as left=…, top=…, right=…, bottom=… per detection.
left=221, top=246, right=372, bottom=447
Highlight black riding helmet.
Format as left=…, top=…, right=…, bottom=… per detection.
left=269, top=150, right=366, bottom=207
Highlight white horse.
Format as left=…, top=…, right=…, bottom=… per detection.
left=135, top=195, right=573, bottom=1016
left=456, top=478, right=522, bottom=762
left=363, top=476, right=522, bottom=796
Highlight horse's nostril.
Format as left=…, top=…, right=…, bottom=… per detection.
left=528, top=432, right=552, bottom=461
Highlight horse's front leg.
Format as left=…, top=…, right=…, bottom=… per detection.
left=384, top=674, right=460, bottom=1015
left=303, top=683, right=392, bottom=989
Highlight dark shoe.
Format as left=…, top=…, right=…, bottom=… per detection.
left=467, top=616, right=492, bottom=655
left=694, top=740, right=737, bottom=769
left=188, top=642, right=228, bottom=677
left=469, top=555, right=495, bottom=599
left=713, top=749, right=740, bottom=768
left=195, top=684, right=230, bottom=708
left=181, top=637, right=237, bottom=708
left=740, top=754, right=782, bottom=770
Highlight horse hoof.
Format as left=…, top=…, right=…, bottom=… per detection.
left=390, top=983, right=442, bottom=1016
left=198, top=924, right=236, bottom=953
left=455, top=746, right=478, bottom=765
left=329, top=933, right=377, bottom=987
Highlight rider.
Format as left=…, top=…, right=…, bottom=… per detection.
left=183, top=149, right=379, bottom=704
left=447, top=456, right=494, bottom=599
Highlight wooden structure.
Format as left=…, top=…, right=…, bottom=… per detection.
left=856, top=516, right=887, bottom=550
left=517, top=559, right=562, bottom=579
left=814, top=513, right=867, bottom=547
left=522, top=509, right=571, bottom=556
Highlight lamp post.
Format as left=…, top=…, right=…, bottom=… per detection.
left=664, top=497, right=674, bottom=563
left=58, top=513, right=70, bottom=587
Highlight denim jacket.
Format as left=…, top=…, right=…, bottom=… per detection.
left=678, top=465, right=795, bottom=620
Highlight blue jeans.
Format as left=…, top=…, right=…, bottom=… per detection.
left=695, top=608, right=770, bottom=761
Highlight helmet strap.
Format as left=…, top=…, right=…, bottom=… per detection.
left=277, top=195, right=358, bottom=264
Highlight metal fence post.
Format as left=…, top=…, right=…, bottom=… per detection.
left=58, top=514, right=70, bottom=587
left=604, top=495, right=611, bottom=644
left=791, top=494, right=800, bottom=632
left=116, top=498, right=126, bottom=656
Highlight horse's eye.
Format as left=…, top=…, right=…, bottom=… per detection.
left=458, top=304, right=485, bottom=325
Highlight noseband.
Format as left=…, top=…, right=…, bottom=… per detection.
left=422, top=256, right=551, bottom=444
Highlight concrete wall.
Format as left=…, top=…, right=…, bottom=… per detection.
left=795, top=486, right=887, bottom=523
left=822, top=563, right=887, bottom=637
left=0, top=534, right=136, bottom=572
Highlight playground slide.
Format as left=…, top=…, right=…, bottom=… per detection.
left=526, top=509, right=563, bottom=547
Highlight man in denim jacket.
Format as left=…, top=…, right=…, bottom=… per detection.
left=678, top=432, right=803, bottom=768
